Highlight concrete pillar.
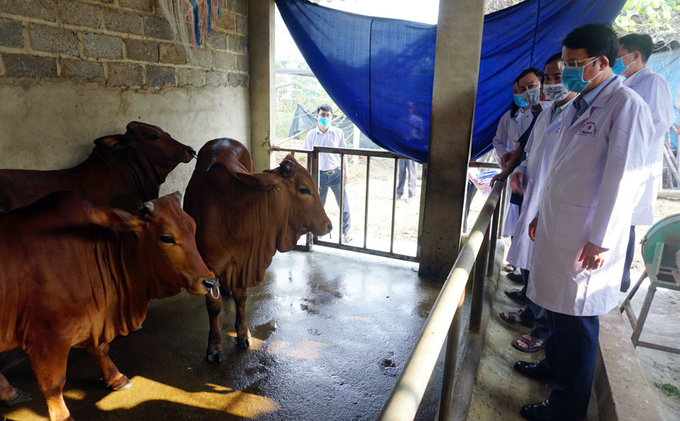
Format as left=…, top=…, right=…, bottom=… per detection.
left=418, top=0, right=485, bottom=280
left=248, top=0, right=275, bottom=171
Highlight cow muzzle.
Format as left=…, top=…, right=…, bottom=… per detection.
left=202, top=278, right=220, bottom=299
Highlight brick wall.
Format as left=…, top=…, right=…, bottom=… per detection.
left=0, top=0, right=249, bottom=89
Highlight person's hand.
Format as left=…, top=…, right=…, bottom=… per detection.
left=528, top=217, right=538, bottom=241
left=344, top=171, right=349, bottom=184
left=500, top=152, right=512, bottom=168
left=511, top=172, right=524, bottom=194
left=578, top=242, right=608, bottom=270
left=490, top=172, right=506, bottom=187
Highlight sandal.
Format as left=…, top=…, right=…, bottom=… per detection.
left=499, top=311, right=532, bottom=328
left=504, top=288, right=526, bottom=302
left=512, top=335, right=545, bottom=353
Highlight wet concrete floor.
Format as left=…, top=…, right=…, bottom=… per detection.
left=1, top=248, right=446, bottom=420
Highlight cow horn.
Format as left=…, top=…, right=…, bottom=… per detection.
left=143, top=201, right=155, bottom=214
left=173, top=191, right=183, bottom=201
left=281, top=162, right=292, bottom=176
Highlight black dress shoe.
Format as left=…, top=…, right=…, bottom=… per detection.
left=507, top=272, right=524, bottom=284
left=520, top=399, right=565, bottom=420
left=514, top=360, right=556, bottom=380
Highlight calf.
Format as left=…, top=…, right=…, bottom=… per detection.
left=184, top=138, right=332, bottom=362
left=0, top=121, right=196, bottom=211
left=0, top=192, right=216, bottom=421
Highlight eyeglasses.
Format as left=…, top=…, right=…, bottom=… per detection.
left=557, top=57, right=597, bottom=69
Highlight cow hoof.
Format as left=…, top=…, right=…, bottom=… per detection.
left=206, top=350, right=224, bottom=363
left=3, top=390, right=31, bottom=407
left=109, top=375, right=132, bottom=391
left=237, top=336, right=251, bottom=349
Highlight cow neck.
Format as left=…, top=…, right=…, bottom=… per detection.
left=120, top=148, right=163, bottom=203
left=217, top=187, right=280, bottom=289
left=91, top=227, right=157, bottom=343
left=87, top=147, right=161, bottom=205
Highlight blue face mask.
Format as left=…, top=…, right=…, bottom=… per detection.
left=513, top=94, right=528, bottom=107
left=561, top=65, right=601, bottom=93
left=612, top=52, right=634, bottom=76
left=318, top=117, right=330, bottom=127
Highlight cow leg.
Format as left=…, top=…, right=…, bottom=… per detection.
left=0, top=371, right=31, bottom=407
left=233, top=288, right=252, bottom=349
left=86, top=343, right=131, bottom=391
left=206, top=288, right=225, bottom=363
left=27, top=340, right=73, bottom=421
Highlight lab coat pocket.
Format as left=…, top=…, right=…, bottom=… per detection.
left=565, top=134, right=598, bottom=170
left=554, top=203, right=594, bottom=251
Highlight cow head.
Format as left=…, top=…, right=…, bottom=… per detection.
left=87, top=192, right=217, bottom=297
left=94, top=121, right=196, bottom=177
left=233, top=154, right=332, bottom=252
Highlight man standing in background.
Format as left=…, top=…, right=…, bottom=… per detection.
left=304, top=104, right=353, bottom=243
left=614, top=33, right=674, bottom=292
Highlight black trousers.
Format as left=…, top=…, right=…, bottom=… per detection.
left=537, top=311, right=599, bottom=418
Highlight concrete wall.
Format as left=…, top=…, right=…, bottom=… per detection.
left=0, top=0, right=250, bottom=196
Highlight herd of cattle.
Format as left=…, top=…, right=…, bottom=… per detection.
left=0, top=122, right=333, bottom=421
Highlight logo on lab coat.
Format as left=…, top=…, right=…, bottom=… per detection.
left=578, top=121, right=597, bottom=136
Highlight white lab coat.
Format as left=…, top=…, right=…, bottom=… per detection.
left=527, top=77, right=654, bottom=316
left=492, top=108, right=524, bottom=237
left=506, top=104, right=568, bottom=271
left=623, top=68, right=674, bottom=225
left=492, top=108, right=523, bottom=163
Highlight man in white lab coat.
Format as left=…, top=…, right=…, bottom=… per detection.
left=613, top=33, right=674, bottom=292
left=500, top=53, right=579, bottom=353
left=493, top=79, right=529, bottom=244
left=517, top=24, right=654, bottom=420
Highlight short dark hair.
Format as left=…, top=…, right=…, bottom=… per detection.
left=316, top=104, right=333, bottom=114
left=619, top=33, right=654, bottom=62
left=562, top=23, right=619, bottom=68
left=518, top=67, right=544, bottom=82
left=544, top=52, right=562, bottom=68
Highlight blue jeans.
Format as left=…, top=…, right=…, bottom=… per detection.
left=397, top=159, right=417, bottom=198
left=320, top=168, right=351, bottom=236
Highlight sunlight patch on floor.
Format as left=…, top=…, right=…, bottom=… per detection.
left=95, top=376, right=280, bottom=418
left=267, top=340, right=330, bottom=360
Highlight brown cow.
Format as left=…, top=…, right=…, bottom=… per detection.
left=0, top=121, right=195, bottom=212
left=184, top=138, right=332, bottom=362
left=0, top=191, right=217, bottom=421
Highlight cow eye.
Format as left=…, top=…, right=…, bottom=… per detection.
left=148, top=135, right=160, bottom=140
left=299, top=188, right=311, bottom=195
left=160, top=235, right=176, bottom=244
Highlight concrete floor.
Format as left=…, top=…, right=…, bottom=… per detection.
left=0, top=248, right=446, bottom=421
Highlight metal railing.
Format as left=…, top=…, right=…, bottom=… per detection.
left=272, top=145, right=418, bottom=262
left=378, top=180, right=504, bottom=421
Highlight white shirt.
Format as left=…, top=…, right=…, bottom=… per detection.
left=623, top=67, right=675, bottom=225
left=492, top=108, right=523, bottom=163
left=528, top=76, right=654, bottom=316
left=303, top=125, right=347, bottom=171
left=506, top=99, right=573, bottom=271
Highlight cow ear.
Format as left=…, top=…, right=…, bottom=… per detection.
left=94, top=135, right=128, bottom=151
left=88, top=207, right=143, bottom=232
left=233, top=172, right=280, bottom=190
left=285, top=152, right=296, bottom=160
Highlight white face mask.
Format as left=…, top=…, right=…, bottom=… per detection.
left=542, top=83, right=570, bottom=102
left=521, top=86, right=542, bottom=106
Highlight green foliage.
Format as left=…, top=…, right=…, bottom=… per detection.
left=655, top=382, right=680, bottom=398
left=614, top=0, right=680, bottom=43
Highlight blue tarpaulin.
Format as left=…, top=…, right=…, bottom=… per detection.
left=276, top=0, right=627, bottom=162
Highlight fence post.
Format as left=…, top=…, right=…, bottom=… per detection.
left=470, top=227, right=490, bottom=333
left=487, top=199, right=500, bottom=275
left=438, top=292, right=466, bottom=421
